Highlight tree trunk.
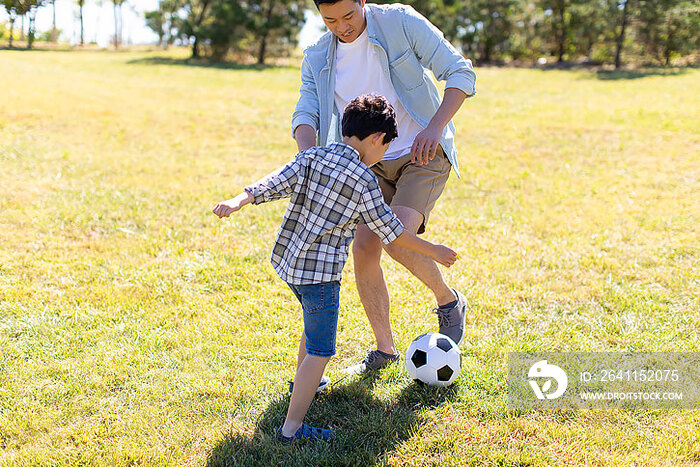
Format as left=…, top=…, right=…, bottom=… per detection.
left=8, top=17, right=14, bottom=48
left=113, top=1, right=120, bottom=49
left=80, top=3, right=84, bottom=46
left=119, top=4, right=123, bottom=46
left=51, top=0, right=57, bottom=43
left=20, top=14, right=25, bottom=41
left=191, top=0, right=211, bottom=59
left=614, top=0, right=629, bottom=69
left=27, top=10, right=37, bottom=50
left=557, top=1, right=566, bottom=62
left=257, top=0, right=275, bottom=65
left=482, top=4, right=495, bottom=63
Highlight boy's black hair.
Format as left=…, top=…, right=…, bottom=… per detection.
left=342, top=94, right=398, bottom=145
left=314, top=0, right=361, bottom=8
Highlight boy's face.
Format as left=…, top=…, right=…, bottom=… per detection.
left=318, top=0, right=366, bottom=43
left=364, top=134, right=390, bottom=167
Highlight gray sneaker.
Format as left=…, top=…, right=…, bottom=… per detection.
left=343, top=349, right=401, bottom=375
left=434, top=289, right=467, bottom=345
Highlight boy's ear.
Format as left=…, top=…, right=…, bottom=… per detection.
left=372, top=132, right=386, bottom=145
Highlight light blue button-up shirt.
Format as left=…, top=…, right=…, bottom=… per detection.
left=292, top=3, right=477, bottom=178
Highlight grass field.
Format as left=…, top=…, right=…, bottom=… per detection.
left=1, top=48, right=698, bottom=466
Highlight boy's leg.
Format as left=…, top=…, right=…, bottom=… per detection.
left=280, top=281, right=339, bottom=437
left=296, top=333, right=306, bottom=369
left=282, top=354, right=331, bottom=437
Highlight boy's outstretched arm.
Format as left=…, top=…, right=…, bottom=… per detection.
left=212, top=191, right=254, bottom=218
left=391, top=230, right=458, bottom=268
left=213, top=157, right=303, bottom=218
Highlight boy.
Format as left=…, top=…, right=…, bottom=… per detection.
left=212, top=95, right=457, bottom=442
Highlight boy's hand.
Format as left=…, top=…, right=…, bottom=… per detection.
left=431, top=245, right=458, bottom=267
left=212, top=191, right=253, bottom=218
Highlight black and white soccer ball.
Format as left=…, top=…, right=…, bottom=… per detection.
left=405, top=332, right=461, bottom=387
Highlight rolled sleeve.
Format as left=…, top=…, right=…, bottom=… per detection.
left=244, top=159, right=301, bottom=205
left=359, top=180, right=405, bottom=244
left=291, top=54, right=321, bottom=137
left=402, top=5, right=476, bottom=97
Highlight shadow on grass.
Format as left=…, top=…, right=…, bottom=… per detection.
left=0, top=46, right=77, bottom=52
left=206, top=374, right=459, bottom=467
left=126, top=56, right=295, bottom=71
left=591, top=67, right=692, bottom=80
left=516, top=61, right=693, bottom=80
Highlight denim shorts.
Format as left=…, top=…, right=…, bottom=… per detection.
left=287, top=281, right=341, bottom=357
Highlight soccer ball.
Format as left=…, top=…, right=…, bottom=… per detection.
left=404, top=332, right=461, bottom=387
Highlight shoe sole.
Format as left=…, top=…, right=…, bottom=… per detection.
left=342, top=357, right=400, bottom=375
left=288, top=376, right=330, bottom=396
left=444, top=289, right=467, bottom=346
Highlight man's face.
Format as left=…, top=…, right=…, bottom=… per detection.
left=318, top=0, right=366, bottom=43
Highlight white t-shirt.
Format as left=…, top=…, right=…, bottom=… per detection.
left=334, top=28, right=424, bottom=161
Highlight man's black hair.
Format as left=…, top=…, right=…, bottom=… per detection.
left=314, top=0, right=361, bottom=8
left=342, top=94, right=398, bottom=145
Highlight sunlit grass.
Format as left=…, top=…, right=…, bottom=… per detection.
left=1, top=48, right=698, bottom=466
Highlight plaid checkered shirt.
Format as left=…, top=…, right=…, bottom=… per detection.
left=244, top=142, right=404, bottom=285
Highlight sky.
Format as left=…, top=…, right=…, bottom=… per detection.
left=1, top=0, right=326, bottom=49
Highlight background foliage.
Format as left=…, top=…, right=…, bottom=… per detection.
left=2, top=0, right=698, bottom=65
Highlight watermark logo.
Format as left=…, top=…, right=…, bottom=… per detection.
left=509, top=352, right=699, bottom=410
left=528, top=360, right=568, bottom=400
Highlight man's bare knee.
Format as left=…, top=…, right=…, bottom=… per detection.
left=353, top=226, right=383, bottom=264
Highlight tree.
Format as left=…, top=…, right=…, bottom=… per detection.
left=455, top=0, right=518, bottom=63
left=614, top=0, right=632, bottom=68
left=245, top=0, right=306, bottom=64
left=76, top=0, right=85, bottom=45
left=539, top=0, right=570, bottom=62
left=1, top=0, right=19, bottom=48
left=111, top=0, right=127, bottom=49
left=50, top=0, right=57, bottom=42
left=144, top=7, right=165, bottom=47
left=636, top=0, right=699, bottom=65
left=174, top=0, right=212, bottom=58
left=5, top=0, right=43, bottom=49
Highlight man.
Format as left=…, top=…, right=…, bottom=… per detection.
left=292, top=0, right=476, bottom=374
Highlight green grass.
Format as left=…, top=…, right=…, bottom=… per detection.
left=1, top=48, right=698, bottom=466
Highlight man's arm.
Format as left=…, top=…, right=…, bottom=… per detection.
left=292, top=54, right=320, bottom=151
left=294, top=124, right=317, bottom=152
left=401, top=5, right=476, bottom=165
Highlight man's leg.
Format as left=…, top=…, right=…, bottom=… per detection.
left=353, top=225, right=395, bottom=354
left=383, top=205, right=457, bottom=307
left=352, top=207, right=457, bottom=356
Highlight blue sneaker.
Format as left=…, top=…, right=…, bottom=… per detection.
left=287, top=375, right=330, bottom=396
left=275, top=423, right=334, bottom=443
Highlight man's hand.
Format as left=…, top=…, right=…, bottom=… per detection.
left=411, top=87, right=468, bottom=166
left=430, top=244, right=458, bottom=267
left=411, top=123, right=443, bottom=166
left=212, top=191, right=253, bottom=218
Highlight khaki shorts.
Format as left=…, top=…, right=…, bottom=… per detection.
left=370, top=146, right=451, bottom=234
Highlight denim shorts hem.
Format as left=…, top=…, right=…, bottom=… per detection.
left=305, top=348, right=336, bottom=358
